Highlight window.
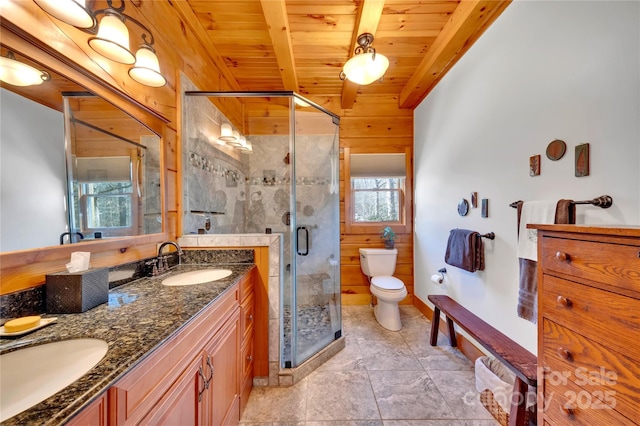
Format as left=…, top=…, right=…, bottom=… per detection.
left=352, top=177, right=404, bottom=223
left=344, top=148, right=412, bottom=234
left=82, top=182, right=133, bottom=228
left=71, top=156, right=136, bottom=236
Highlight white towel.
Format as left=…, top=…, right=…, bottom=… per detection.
left=517, top=200, right=556, bottom=261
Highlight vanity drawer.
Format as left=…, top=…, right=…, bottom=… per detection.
left=241, top=292, right=255, bottom=345
left=540, top=236, right=640, bottom=293
left=541, top=318, right=640, bottom=420
left=239, top=268, right=254, bottom=302
left=241, top=338, right=254, bottom=383
left=543, top=380, right=632, bottom=426
left=540, top=275, right=640, bottom=359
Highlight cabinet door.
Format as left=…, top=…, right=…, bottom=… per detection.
left=140, top=355, right=204, bottom=426
left=203, top=308, right=241, bottom=426
left=66, top=393, right=108, bottom=426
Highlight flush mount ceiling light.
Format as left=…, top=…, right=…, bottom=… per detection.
left=34, top=0, right=166, bottom=87
left=0, top=51, right=51, bottom=86
left=339, top=33, right=389, bottom=86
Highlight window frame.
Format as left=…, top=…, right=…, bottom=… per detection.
left=344, top=147, right=412, bottom=235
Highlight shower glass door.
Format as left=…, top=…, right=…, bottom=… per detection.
left=288, top=95, right=341, bottom=367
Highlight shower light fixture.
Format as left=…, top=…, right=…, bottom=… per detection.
left=339, top=33, right=389, bottom=85
left=0, top=51, right=51, bottom=86
left=34, top=0, right=166, bottom=87
left=218, top=123, right=237, bottom=142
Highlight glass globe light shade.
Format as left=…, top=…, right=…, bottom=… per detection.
left=342, top=52, right=389, bottom=85
left=0, top=55, right=49, bottom=86
left=88, top=14, right=135, bottom=64
left=34, top=0, right=95, bottom=29
left=128, top=45, right=166, bottom=87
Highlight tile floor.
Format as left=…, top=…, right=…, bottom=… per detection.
left=240, top=305, right=500, bottom=425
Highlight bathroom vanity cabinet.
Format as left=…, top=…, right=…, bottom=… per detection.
left=535, top=225, right=640, bottom=426
left=67, top=268, right=255, bottom=426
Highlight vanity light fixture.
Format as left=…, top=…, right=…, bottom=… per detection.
left=33, top=0, right=166, bottom=87
left=339, top=33, right=389, bottom=85
left=0, top=51, right=51, bottom=86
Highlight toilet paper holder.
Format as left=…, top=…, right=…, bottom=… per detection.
left=432, top=268, right=447, bottom=284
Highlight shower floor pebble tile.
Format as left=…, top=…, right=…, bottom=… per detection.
left=241, top=305, right=499, bottom=425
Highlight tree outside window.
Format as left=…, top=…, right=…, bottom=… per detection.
left=352, top=177, right=404, bottom=223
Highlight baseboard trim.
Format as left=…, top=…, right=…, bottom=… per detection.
left=413, top=296, right=485, bottom=363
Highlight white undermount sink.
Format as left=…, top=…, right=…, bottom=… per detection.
left=0, top=338, right=108, bottom=422
left=162, top=269, right=233, bottom=286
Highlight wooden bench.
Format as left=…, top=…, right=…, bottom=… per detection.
left=428, top=295, right=537, bottom=426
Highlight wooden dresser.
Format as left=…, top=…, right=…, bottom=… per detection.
left=534, top=225, right=640, bottom=426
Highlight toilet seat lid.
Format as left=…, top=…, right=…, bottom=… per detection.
left=371, top=276, right=405, bottom=291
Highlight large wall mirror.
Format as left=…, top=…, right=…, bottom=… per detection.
left=0, top=47, right=164, bottom=253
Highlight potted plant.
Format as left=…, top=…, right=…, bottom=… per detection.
left=380, top=226, right=397, bottom=249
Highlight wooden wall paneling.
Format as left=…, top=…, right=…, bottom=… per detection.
left=336, top=93, right=414, bottom=305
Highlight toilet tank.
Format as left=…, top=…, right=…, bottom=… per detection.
left=359, top=248, right=397, bottom=277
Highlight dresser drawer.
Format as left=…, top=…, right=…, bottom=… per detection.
left=541, top=319, right=640, bottom=420
left=540, top=276, right=640, bottom=359
left=540, top=236, right=640, bottom=293
left=543, top=379, right=632, bottom=426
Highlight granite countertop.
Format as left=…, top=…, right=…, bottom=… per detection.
left=0, top=262, right=254, bottom=426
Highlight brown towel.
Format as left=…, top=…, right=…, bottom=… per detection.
left=517, top=200, right=576, bottom=322
left=445, top=229, right=485, bottom=272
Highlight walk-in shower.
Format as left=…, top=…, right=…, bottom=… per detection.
left=182, top=89, right=341, bottom=369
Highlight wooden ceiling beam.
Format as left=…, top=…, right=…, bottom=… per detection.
left=260, top=0, right=299, bottom=91
left=340, top=0, right=385, bottom=110
left=398, top=0, right=511, bottom=109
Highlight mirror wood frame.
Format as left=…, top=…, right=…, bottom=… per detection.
left=0, top=21, right=169, bottom=296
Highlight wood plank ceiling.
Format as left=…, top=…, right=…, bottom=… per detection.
left=182, top=0, right=510, bottom=110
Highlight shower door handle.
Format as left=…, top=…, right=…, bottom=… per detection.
left=297, top=226, right=309, bottom=256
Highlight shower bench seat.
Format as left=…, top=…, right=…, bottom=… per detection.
left=428, top=295, right=536, bottom=426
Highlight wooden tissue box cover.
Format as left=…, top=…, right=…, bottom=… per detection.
left=46, top=268, right=109, bottom=313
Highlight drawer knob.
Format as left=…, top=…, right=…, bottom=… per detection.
left=556, top=296, right=572, bottom=307
left=248, top=314, right=253, bottom=321
left=557, top=347, right=573, bottom=361
left=555, top=251, right=570, bottom=262
left=247, top=355, right=253, bottom=362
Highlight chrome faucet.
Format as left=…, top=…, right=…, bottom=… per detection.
left=155, top=241, right=183, bottom=275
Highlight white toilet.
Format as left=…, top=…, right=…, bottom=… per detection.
left=359, top=248, right=408, bottom=331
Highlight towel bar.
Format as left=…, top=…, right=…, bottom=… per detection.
left=479, top=232, right=495, bottom=240
left=509, top=195, right=612, bottom=209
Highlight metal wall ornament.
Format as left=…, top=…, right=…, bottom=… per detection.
left=481, top=199, right=489, bottom=218
left=575, top=143, right=590, bottom=177
left=546, top=139, right=567, bottom=161
left=529, top=155, right=541, bottom=177
left=457, top=198, right=469, bottom=216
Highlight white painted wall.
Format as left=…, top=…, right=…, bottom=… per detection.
left=413, top=1, right=640, bottom=353
left=1, top=88, right=67, bottom=251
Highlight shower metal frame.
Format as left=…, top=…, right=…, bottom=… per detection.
left=184, top=91, right=341, bottom=368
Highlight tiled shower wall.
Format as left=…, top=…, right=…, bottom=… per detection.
left=182, top=77, right=338, bottom=289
